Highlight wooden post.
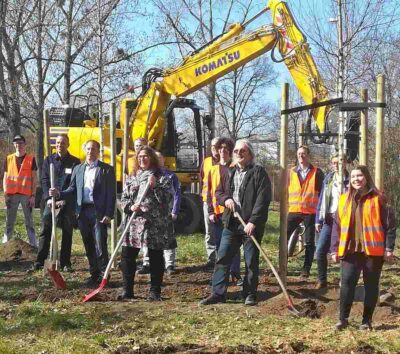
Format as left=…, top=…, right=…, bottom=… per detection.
left=43, top=109, right=51, bottom=157
left=279, top=83, right=289, bottom=285
left=271, top=171, right=275, bottom=211
left=123, top=105, right=130, bottom=185
left=375, top=75, right=385, bottom=190
left=359, top=89, right=368, bottom=166
left=110, top=102, right=117, bottom=268
left=299, top=121, right=305, bottom=147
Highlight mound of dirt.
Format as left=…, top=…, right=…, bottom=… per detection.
left=297, top=299, right=323, bottom=319
left=0, top=239, right=37, bottom=262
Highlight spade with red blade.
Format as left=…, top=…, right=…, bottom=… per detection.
left=83, top=180, right=151, bottom=302
left=45, top=163, right=66, bottom=290
left=233, top=211, right=300, bottom=316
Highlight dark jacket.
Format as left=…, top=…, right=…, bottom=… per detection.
left=216, top=163, right=271, bottom=231
left=41, top=152, right=80, bottom=204
left=60, top=160, right=116, bottom=219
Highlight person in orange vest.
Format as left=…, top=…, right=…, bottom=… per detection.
left=207, top=137, right=241, bottom=284
left=331, top=166, right=396, bottom=331
left=287, top=145, right=324, bottom=278
left=2, top=135, right=38, bottom=246
left=200, top=136, right=222, bottom=267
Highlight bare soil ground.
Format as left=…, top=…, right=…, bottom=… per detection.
left=1, top=239, right=399, bottom=353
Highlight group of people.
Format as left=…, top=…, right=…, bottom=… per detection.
left=2, top=133, right=397, bottom=330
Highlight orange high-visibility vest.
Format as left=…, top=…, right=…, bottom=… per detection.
left=288, top=166, right=318, bottom=214
left=209, top=164, right=224, bottom=215
left=5, top=154, right=34, bottom=196
left=201, top=156, right=214, bottom=202
left=337, top=193, right=385, bottom=256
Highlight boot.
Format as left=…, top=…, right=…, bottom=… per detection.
left=116, top=247, right=137, bottom=300
left=149, top=249, right=164, bottom=299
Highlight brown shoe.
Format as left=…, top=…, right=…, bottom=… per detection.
left=315, top=281, right=327, bottom=290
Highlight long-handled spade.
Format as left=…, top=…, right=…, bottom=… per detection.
left=45, top=163, right=66, bottom=290
left=233, top=211, right=300, bottom=316
left=83, top=180, right=151, bottom=302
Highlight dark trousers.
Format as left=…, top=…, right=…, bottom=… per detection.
left=316, top=213, right=335, bottom=283
left=287, top=213, right=316, bottom=272
left=212, top=223, right=262, bottom=297
left=121, top=246, right=164, bottom=295
left=36, top=206, right=74, bottom=268
left=78, top=205, right=109, bottom=279
left=339, top=252, right=383, bottom=322
left=214, top=218, right=240, bottom=275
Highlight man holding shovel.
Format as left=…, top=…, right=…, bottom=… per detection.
left=30, top=134, right=80, bottom=272
left=50, top=140, right=116, bottom=286
left=200, top=139, right=271, bottom=306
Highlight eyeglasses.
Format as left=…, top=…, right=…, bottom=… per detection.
left=233, top=149, right=248, bottom=154
left=138, top=155, right=149, bottom=160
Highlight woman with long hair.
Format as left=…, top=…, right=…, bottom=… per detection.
left=331, top=166, right=396, bottom=330
left=118, top=145, right=172, bottom=301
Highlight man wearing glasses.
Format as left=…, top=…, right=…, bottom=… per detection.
left=200, top=139, right=271, bottom=306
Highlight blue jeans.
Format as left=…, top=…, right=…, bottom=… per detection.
left=214, top=218, right=240, bottom=275
left=212, top=223, right=262, bottom=297
left=78, top=205, right=109, bottom=279
left=316, top=214, right=334, bottom=283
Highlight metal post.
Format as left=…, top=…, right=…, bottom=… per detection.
left=359, top=89, right=368, bottom=166
left=337, top=0, right=345, bottom=193
left=43, top=109, right=51, bottom=157
left=375, top=75, right=385, bottom=190
left=110, top=102, right=117, bottom=268
left=279, top=83, right=289, bottom=285
left=123, top=106, right=130, bottom=185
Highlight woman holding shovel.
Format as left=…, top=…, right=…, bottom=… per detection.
left=118, top=146, right=172, bottom=301
left=331, top=166, right=396, bottom=330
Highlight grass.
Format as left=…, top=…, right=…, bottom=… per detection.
left=0, top=208, right=399, bottom=353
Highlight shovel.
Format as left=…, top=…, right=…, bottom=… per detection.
left=233, top=211, right=300, bottom=316
left=83, top=180, right=151, bottom=302
left=45, top=163, right=66, bottom=290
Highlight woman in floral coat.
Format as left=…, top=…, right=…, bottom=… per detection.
left=118, top=145, right=172, bottom=301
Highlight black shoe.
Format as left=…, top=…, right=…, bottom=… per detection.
left=84, top=276, right=100, bottom=288
left=27, top=262, right=43, bottom=273
left=166, top=266, right=176, bottom=275
left=244, top=294, right=257, bottom=306
left=199, top=294, right=226, bottom=305
left=116, top=291, right=134, bottom=301
left=137, top=265, right=150, bottom=275
left=205, top=261, right=215, bottom=270
left=359, top=321, right=372, bottom=331
left=148, top=292, right=162, bottom=301
left=61, top=265, right=74, bottom=273
left=335, top=319, right=349, bottom=330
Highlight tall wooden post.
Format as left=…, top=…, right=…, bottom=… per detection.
left=110, top=102, right=117, bottom=268
left=375, top=75, right=385, bottom=190
left=279, top=83, right=289, bottom=285
left=123, top=106, right=130, bottom=185
left=359, top=89, right=368, bottom=166
left=298, top=121, right=305, bottom=147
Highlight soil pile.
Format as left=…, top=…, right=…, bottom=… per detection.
left=0, top=239, right=37, bottom=271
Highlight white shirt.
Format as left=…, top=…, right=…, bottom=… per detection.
left=83, top=160, right=98, bottom=203
left=328, top=174, right=341, bottom=213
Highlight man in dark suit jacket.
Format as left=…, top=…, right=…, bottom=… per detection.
left=32, top=134, right=80, bottom=272
left=50, top=140, right=116, bottom=286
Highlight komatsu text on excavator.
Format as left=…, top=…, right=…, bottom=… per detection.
left=46, top=0, right=331, bottom=233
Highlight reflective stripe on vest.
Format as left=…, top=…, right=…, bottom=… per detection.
left=337, top=193, right=385, bottom=256
left=5, top=154, right=34, bottom=196
left=201, top=156, right=213, bottom=202
left=209, top=164, right=224, bottom=215
left=288, top=166, right=318, bottom=214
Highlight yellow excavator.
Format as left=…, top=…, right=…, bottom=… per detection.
left=46, top=0, right=330, bottom=233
